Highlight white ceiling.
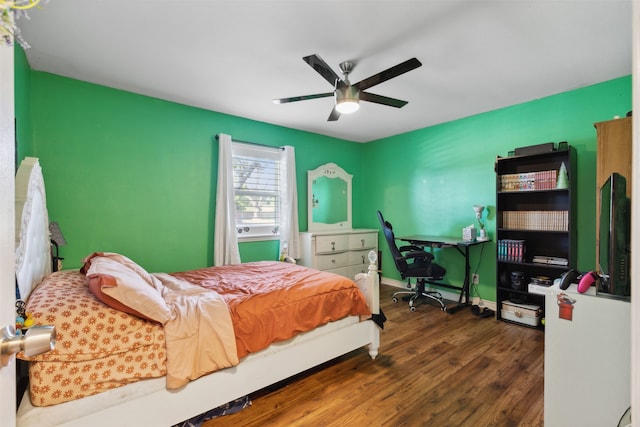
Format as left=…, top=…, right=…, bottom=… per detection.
left=18, top=0, right=632, bottom=143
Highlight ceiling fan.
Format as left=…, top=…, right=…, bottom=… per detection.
left=273, top=54, right=422, bottom=121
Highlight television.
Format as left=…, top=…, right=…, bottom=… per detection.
left=598, top=172, right=630, bottom=297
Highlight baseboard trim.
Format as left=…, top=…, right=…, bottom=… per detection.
left=381, top=276, right=497, bottom=312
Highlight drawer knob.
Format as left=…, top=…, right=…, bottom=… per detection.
left=361, top=255, right=366, bottom=264
left=331, top=242, right=336, bottom=251
left=331, top=259, right=336, bottom=264
left=360, top=238, right=365, bottom=247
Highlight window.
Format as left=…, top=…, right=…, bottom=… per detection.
left=232, top=143, right=282, bottom=240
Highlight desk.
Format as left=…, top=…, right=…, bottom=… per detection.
left=398, top=235, right=490, bottom=314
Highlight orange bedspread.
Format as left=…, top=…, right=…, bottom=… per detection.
left=172, top=261, right=371, bottom=359
left=22, top=259, right=371, bottom=406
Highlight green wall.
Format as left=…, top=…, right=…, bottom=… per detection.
left=23, top=71, right=365, bottom=273
left=14, top=47, right=32, bottom=162
left=14, top=50, right=631, bottom=302
left=361, top=76, right=631, bottom=302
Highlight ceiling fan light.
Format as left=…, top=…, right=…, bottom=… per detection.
left=336, top=99, right=360, bottom=114
left=335, top=86, right=360, bottom=114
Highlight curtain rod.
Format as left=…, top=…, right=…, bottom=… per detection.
left=215, top=134, right=284, bottom=150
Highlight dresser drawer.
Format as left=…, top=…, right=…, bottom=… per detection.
left=349, top=232, right=377, bottom=250
left=315, top=252, right=349, bottom=270
left=315, top=234, right=349, bottom=253
left=349, top=249, right=372, bottom=267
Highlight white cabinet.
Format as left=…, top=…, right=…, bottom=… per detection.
left=544, top=285, right=630, bottom=427
left=299, top=229, right=377, bottom=279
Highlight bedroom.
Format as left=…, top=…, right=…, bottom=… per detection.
left=0, top=1, right=638, bottom=426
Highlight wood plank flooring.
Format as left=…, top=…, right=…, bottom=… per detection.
left=204, top=284, right=544, bottom=427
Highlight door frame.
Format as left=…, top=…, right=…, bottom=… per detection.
left=0, top=43, right=16, bottom=427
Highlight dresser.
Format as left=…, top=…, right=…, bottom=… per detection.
left=299, top=229, right=378, bottom=279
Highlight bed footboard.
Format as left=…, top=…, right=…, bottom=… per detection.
left=355, top=250, right=380, bottom=359
left=354, top=250, right=380, bottom=315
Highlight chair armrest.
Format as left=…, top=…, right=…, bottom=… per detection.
left=400, top=250, right=434, bottom=262
left=398, top=245, right=425, bottom=252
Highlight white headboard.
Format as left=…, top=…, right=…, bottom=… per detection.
left=15, top=157, right=51, bottom=300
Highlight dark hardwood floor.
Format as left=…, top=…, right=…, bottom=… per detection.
left=205, top=284, right=544, bottom=427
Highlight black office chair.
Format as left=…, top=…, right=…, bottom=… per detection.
left=377, top=211, right=446, bottom=311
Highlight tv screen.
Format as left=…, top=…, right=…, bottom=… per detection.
left=598, top=172, right=630, bottom=297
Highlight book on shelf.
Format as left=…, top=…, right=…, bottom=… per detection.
left=501, top=210, right=568, bottom=232
left=531, top=255, right=568, bottom=266
left=499, top=169, right=558, bottom=192
left=497, top=239, right=526, bottom=262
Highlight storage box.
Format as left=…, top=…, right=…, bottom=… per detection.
left=501, top=300, right=542, bottom=326
left=528, top=283, right=549, bottom=296
left=462, top=227, right=477, bottom=242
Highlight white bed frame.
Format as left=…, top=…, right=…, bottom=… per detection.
left=15, top=157, right=381, bottom=427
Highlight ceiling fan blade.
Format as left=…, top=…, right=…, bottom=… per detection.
left=273, top=92, right=334, bottom=104
left=354, top=58, right=422, bottom=91
left=303, top=54, right=345, bottom=88
left=360, top=92, right=408, bottom=108
left=327, top=106, right=341, bottom=121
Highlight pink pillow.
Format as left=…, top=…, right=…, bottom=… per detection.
left=84, top=254, right=171, bottom=324
left=87, top=274, right=154, bottom=321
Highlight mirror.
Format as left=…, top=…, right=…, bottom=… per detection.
left=308, top=163, right=352, bottom=231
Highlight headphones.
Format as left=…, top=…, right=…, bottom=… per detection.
left=559, top=269, right=599, bottom=293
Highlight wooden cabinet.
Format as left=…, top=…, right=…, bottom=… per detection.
left=299, top=229, right=378, bottom=279
left=494, top=147, right=576, bottom=329
left=594, top=117, right=632, bottom=266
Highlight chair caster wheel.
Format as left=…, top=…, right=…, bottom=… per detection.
left=392, top=297, right=399, bottom=303
left=410, top=306, right=416, bottom=312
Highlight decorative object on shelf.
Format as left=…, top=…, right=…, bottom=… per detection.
left=511, top=271, right=527, bottom=291
left=514, top=142, right=556, bottom=156
left=556, top=162, right=569, bottom=189
left=1, top=0, right=43, bottom=48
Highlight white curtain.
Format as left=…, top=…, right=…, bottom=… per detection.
left=214, top=134, right=241, bottom=266
left=279, top=146, right=300, bottom=259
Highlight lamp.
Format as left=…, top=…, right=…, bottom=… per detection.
left=473, top=205, right=484, bottom=221
left=49, top=222, right=67, bottom=272
left=473, top=205, right=489, bottom=241
left=49, top=222, right=67, bottom=246
left=335, top=86, right=360, bottom=114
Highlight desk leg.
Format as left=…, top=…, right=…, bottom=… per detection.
left=446, top=245, right=472, bottom=314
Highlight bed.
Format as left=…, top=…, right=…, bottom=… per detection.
left=14, top=157, right=381, bottom=427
